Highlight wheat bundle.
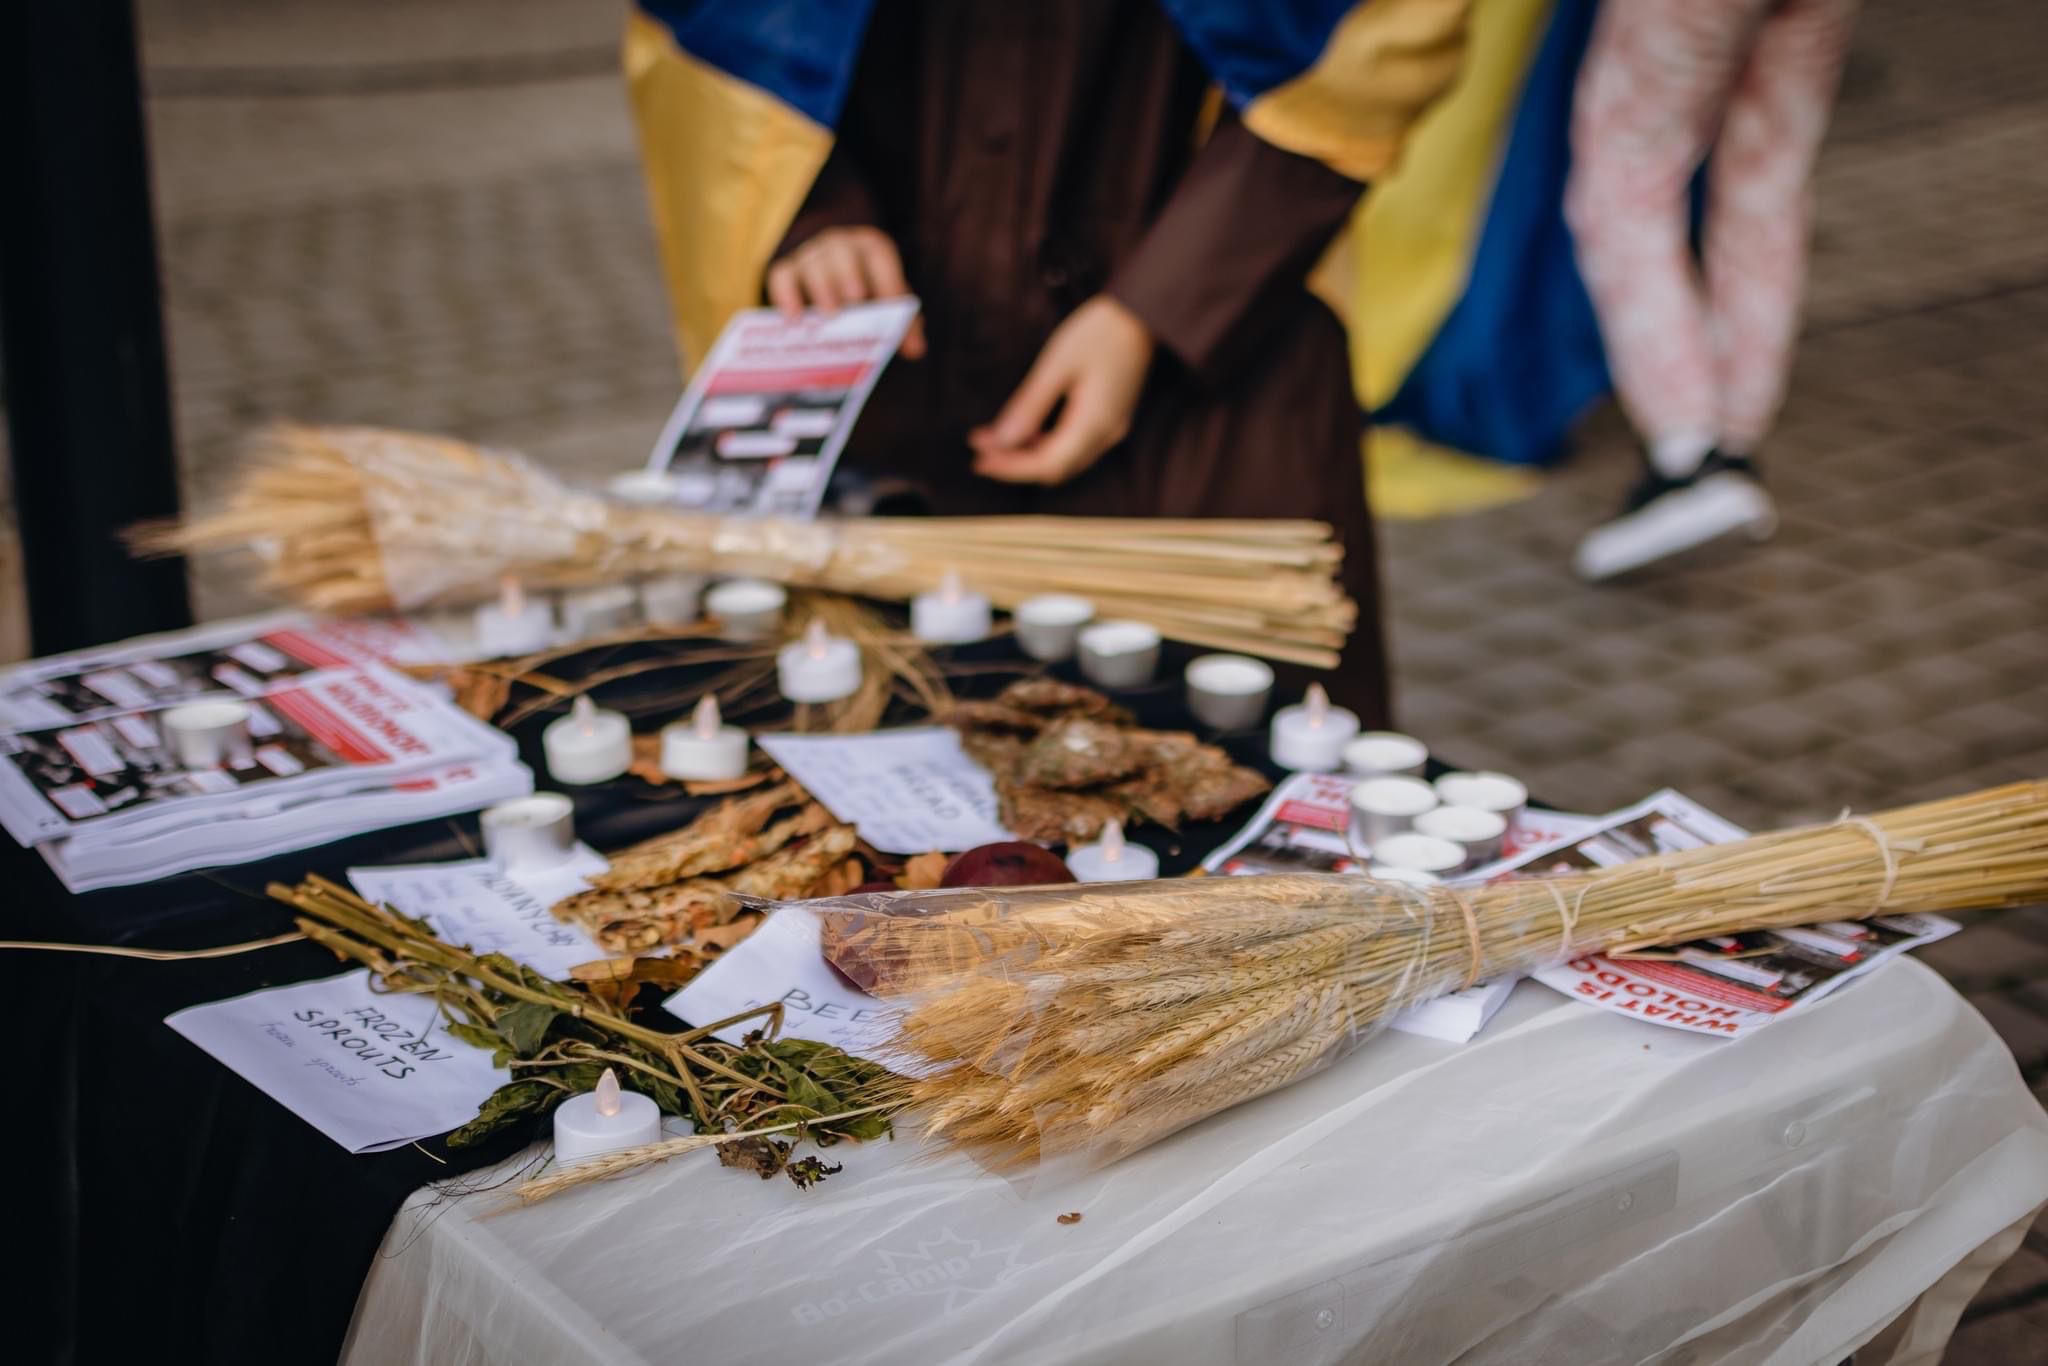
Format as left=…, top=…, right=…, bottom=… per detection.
left=817, top=781, right=2048, bottom=1170
left=138, top=424, right=1354, bottom=667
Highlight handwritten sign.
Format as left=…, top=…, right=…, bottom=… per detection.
left=166, top=970, right=509, bottom=1152
left=664, top=908, right=932, bottom=1075
left=347, top=845, right=608, bottom=980
left=757, top=727, right=1011, bottom=854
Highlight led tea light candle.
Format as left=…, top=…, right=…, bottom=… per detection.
left=553, top=1067, right=662, bottom=1167
left=911, top=569, right=993, bottom=644
left=1077, top=620, right=1162, bottom=689
left=1184, top=653, right=1274, bottom=731
left=474, top=576, right=555, bottom=657
left=1066, top=819, right=1159, bottom=883
left=659, top=694, right=750, bottom=781
left=541, top=696, right=632, bottom=786
left=1433, top=771, right=1529, bottom=830
left=1268, top=682, right=1359, bottom=772
left=639, top=573, right=707, bottom=628
left=777, top=619, right=863, bottom=703
left=705, top=578, right=787, bottom=642
left=480, top=793, right=577, bottom=872
left=1013, top=593, right=1095, bottom=662
left=1370, top=832, right=1467, bottom=878
left=559, top=584, right=639, bottom=640
left=1367, top=864, right=1443, bottom=888
left=163, top=699, right=255, bottom=769
left=606, top=469, right=689, bottom=505
left=1348, top=775, right=1439, bottom=849
left=1341, top=730, right=1429, bottom=779
left=1413, top=805, right=1508, bottom=869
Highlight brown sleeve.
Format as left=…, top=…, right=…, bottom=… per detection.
left=1107, top=112, right=1365, bottom=381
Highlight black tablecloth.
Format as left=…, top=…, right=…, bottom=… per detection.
left=13, top=637, right=1284, bottom=1364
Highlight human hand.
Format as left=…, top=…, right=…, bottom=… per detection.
left=969, top=295, right=1154, bottom=485
left=765, top=226, right=926, bottom=358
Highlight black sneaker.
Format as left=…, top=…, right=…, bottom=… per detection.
left=1574, top=449, right=1777, bottom=581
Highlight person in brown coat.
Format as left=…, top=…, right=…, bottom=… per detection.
left=760, top=1, right=1453, bottom=722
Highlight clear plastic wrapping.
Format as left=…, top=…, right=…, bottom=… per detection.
left=809, top=784, right=2048, bottom=1171
left=813, top=874, right=1577, bottom=1171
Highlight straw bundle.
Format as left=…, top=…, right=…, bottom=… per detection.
left=139, top=424, right=1353, bottom=666
left=819, top=781, right=2048, bottom=1170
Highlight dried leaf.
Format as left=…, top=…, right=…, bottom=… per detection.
left=786, top=1155, right=843, bottom=1190
left=810, top=857, right=867, bottom=899
left=685, top=770, right=774, bottom=797
left=496, top=1000, right=561, bottom=1055
left=693, top=916, right=762, bottom=956
left=899, top=852, right=950, bottom=891
left=716, top=1135, right=791, bottom=1180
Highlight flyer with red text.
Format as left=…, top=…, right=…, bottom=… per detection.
left=1518, top=791, right=1958, bottom=1038
left=648, top=299, right=920, bottom=519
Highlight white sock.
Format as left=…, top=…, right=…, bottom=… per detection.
left=1646, top=438, right=1712, bottom=485
left=1648, top=431, right=1716, bottom=480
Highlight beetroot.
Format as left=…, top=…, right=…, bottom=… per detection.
left=941, top=841, right=1076, bottom=889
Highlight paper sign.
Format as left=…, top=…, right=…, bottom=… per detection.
left=647, top=299, right=920, bottom=519
left=664, top=908, right=926, bottom=1073
left=167, top=970, right=509, bottom=1152
left=757, top=727, right=1012, bottom=854
left=348, top=846, right=609, bottom=981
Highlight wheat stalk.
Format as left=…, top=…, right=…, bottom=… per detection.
left=136, top=423, right=1355, bottom=666
left=817, top=781, right=2048, bottom=1171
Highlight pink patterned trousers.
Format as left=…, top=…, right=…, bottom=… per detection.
left=1565, top=0, right=1860, bottom=453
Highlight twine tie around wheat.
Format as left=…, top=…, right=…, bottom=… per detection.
left=1834, top=810, right=1903, bottom=911
left=1537, top=878, right=1587, bottom=960
left=1442, top=887, right=1486, bottom=990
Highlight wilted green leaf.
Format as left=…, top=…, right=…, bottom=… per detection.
left=496, top=1001, right=561, bottom=1056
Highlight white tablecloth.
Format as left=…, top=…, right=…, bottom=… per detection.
left=345, top=959, right=2048, bottom=1365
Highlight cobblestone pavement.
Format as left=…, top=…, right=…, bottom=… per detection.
left=117, top=0, right=2048, bottom=1353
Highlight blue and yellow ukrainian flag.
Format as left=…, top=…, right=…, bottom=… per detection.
left=624, top=1, right=1607, bottom=514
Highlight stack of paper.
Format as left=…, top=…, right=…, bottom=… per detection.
left=0, top=614, right=531, bottom=890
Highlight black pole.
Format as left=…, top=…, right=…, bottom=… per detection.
left=0, top=0, right=192, bottom=655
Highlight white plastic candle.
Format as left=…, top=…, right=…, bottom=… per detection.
left=911, top=569, right=993, bottom=644
left=1012, top=593, right=1095, bottom=661
left=1268, top=683, right=1360, bottom=772
left=559, top=584, right=639, bottom=640
left=1077, top=620, right=1162, bottom=689
left=474, top=576, right=555, bottom=657
left=479, top=793, right=577, bottom=872
left=777, top=619, right=863, bottom=703
left=1341, top=730, right=1429, bottom=778
left=1433, top=771, right=1529, bottom=828
left=606, top=469, right=688, bottom=505
left=1184, top=653, right=1274, bottom=730
left=1348, top=775, right=1439, bottom=847
left=1369, top=832, right=1467, bottom=876
left=639, top=573, right=707, bottom=628
left=162, top=699, right=254, bottom=769
left=541, top=695, right=632, bottom=786
left=553, top=1067, right=662, bottom=1166
left=705, top=578, right=787, bottom=642
left=1067, top=819, right=1159, bottom=883
left=1413, top=804, right=1508, bottom=867
left=659, top=694, right=750, bottom=781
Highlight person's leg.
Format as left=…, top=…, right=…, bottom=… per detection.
left=1565, top=0, right=1763, bottom=477
left=1566, top=0, right=1787, bottom=580
left=1705, top=0, right=1860, bottom=453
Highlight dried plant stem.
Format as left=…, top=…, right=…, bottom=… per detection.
left=513, top=1102, right=899, bottom=1203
